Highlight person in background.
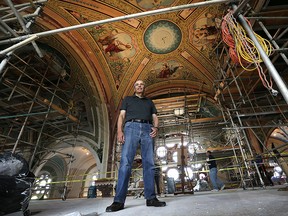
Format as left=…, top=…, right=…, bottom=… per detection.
left=106, top=80, right=166, bottom=212
left=206, top=150, right=225, bottom=192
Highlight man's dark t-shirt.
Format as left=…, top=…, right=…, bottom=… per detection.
left=207, top=155, right=217, bottom=169
left=121, top=95, right=157, bottom=122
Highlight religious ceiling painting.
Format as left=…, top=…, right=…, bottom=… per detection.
left=69, top=11, right=138, bottom=88
left=96, top=29, right=137, bottom=89
left=150, top=60, right=183, bottom=79
left=189, top=6, right=224, bottom=52
left=146, top=59, right=201, bottom=86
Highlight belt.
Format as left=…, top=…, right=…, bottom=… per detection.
left=126, top=119, right=152, bottom=124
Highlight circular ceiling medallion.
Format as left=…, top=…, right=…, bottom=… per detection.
left=144, top=20, right=182, bottom=54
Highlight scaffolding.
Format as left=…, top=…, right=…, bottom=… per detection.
left=214, top=1, right=288, bottom=188
left=0, top=0, right=91, bottom=175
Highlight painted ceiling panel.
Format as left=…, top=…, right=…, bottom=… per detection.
left=40, top=0, right=226, bottom=109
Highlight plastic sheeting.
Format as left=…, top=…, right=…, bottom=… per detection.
left=0, top=152, right=35, bottom=216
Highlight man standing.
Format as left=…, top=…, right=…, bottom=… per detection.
left=206, top=150, right=225, bottom=192
left=106, top=80, right=166, bottom=212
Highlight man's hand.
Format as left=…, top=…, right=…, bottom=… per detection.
left=117, top=110, right=126, bottom=144
left=117, top=131, right=125, bottom=144
left=150, top=127, right=158, bottom=138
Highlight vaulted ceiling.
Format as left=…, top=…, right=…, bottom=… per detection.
left=32, top=0, right=234, bottom=142
left=35, top=0, right=225, bottom=109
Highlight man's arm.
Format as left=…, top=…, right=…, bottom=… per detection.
left=152, top=113, right=159, bottom=129
left=150, top=113, right=159, bottom=138
left=117, top=110, right=126, bottom=144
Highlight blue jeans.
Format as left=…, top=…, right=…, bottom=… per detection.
left=114, top=122, right=156, bottom=203
left=209, top=167, right=224, bottom=190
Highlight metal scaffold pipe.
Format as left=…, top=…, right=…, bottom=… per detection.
left=0, top=0, right=47, bottom=11
left=0, top=35, right=38, bottom=56
left=257, top=21, right=288, bottom=65
left=0, top=0, right=237, bottom=45
left=232, top=4, right=288, bottom=104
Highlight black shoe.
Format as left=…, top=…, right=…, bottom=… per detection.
left=106, top=202, right=124, bottom=212
left=146, top=197, right=166, bottom=207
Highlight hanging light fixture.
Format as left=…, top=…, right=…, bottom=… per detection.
left=156, top=146, right=167, bottom=158
left=167, top=168, right=179, bottom=181
left=187, top=142, right=199, bottom=154
left=165, top=142, right=176, bottom=148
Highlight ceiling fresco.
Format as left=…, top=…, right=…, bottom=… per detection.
left=41, top=0, right=226, bottom=109
left=144, top=20, right=182, bottom=54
